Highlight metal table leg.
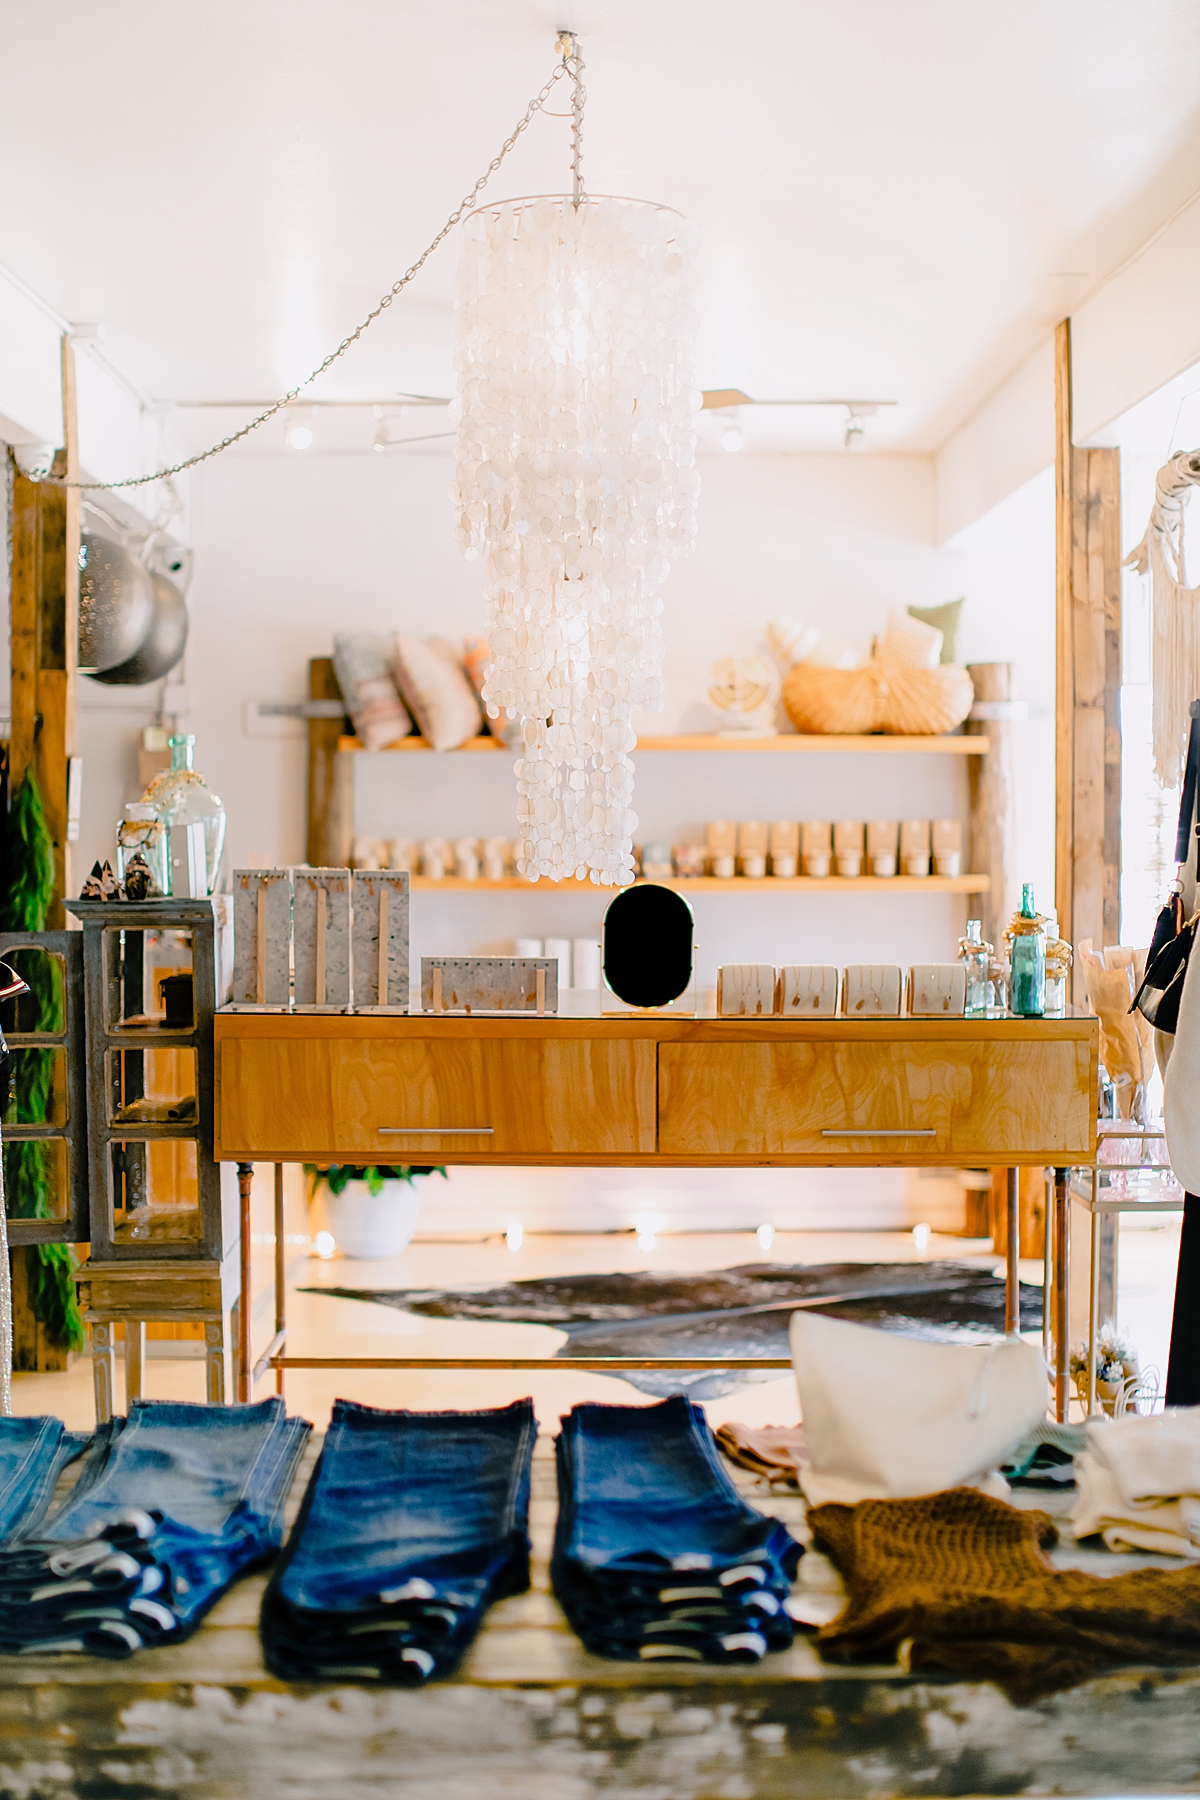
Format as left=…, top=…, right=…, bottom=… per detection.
left=1053, top=1167, right=1071, bottom=1421
left=1088, top=1165, right=1100, bottom=1417
left=1005, top=1167, right=1021, bottom=1335
left=236, top=1161, right=253, bottom=1403
left=274, top=1163, right=286, bottom=1396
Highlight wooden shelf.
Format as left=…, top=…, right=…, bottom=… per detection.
left=338, top=732, right=990, bottom=755
left=407, top=874, right=990, bottom=893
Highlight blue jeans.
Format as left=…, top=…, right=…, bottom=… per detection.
left=0, top=1399, right=310, bottom=1656
left=552, top=1397, right=801, bottom=1664
left=0, top=1417, right=88, bottom=1542
left=261, top=1397, right=536, bottom=1684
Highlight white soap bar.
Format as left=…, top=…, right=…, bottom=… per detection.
left=778, top=965, right=840, bottom=1016
left=843, top=964, right=903, bottom=1016
left=717, top=963, right=777, bottom=1017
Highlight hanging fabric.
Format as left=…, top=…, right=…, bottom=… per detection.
left=1125, top=450, right=1200, bottom=786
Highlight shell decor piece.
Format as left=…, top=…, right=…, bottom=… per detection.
left=783, top=659, right=974, bottom=736
left=709, top=654, right=779, bottom=736
left=451, top=196, right=700, bottom=887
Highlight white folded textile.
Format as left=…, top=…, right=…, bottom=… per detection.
left=1084, top=1407, right=1200, bottom=1508
left=1069, top=1411, right=1200, bottom=1557
left=1071, top=1451, right=1200, bottom=1558
left=789, top=1311, right=1047, bottom=1506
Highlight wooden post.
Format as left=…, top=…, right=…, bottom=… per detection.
left=965, top=662, right=1017, bottom=955
left=1056, top=318, right=1122, bottom=994
left=8, top=340, right=79, bottom=1374
left=306, top=657, right=353, bottom=867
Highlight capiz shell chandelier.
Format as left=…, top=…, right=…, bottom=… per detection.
left=451, top=45, right=700, bottom=885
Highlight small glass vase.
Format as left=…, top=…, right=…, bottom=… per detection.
left=142, top=734, right=227, bottom=896
left=958, top=918, right=992, bottom=1016
left=1009, top=882, right=1047, bottom=1017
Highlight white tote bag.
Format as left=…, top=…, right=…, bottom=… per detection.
left=1164, top=924, right=1200, bottom=1194
left=790, top=1311, right=1048, bottom=1506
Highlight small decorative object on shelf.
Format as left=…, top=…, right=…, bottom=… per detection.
left=833, top=820, right=864, bottom=878
left=231, top=870, right=291, bottom=1008
left=482, top=837, right=512, bottom=881
left=801, top=820, right=832, bottom=878
left=641, top=841, right=674, bottom=881
left=958, top=918, right=993, bottom=1015
left=1008, top=883, right=1047, bottom=1017
left=116, top=805, right=168, bottom=896
left=867, top=820, right=899, bottom=878
left=421, top=956, right=557, bottom=1015
left=909, top=963, right=967, bottom=1016
left=572, top=938, right=602, bottom=990
left=350, top=872, right=410, bottom=1011
left=717, top=963, right=776, bottom=1017
left=932, top=817, right=963, bottom=877
left=292, top=869, right=351, bottom=1012
left=453, top=837, right=481, bottom=881
left=1070, top=1321, right=1146, bottom=1417
left=781, top=607, right=974, bottom=737
left=778, top=964, right=839, bottom=1016
left=120, top=854, right=159, bottom=902
left=81, top=860, right=121, bottom=900
left=1044, top=928, right=1073, bottom=1017
left=737, top=821, right=768, bottom=879
left=420, top=838, right=450, bottom=880
left=142, top=734, right=226, bottom=897
left=843, top=964, right=903, bottom=1016
left=708, top=655, right=779, bottom=738
left=672, top=842, right=706, bottom=879
left=769, top=820, right=799, bottom=878
left=706, top=821, right=737, bottom=879
left=900, top=818, right=931, bottom=877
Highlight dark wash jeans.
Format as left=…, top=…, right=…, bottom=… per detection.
left=553, top=1396, right=801, bottom=1664
left=261, top=1397, right=537, bottom=1685
left=0, top=1398, right=309, bottom=1656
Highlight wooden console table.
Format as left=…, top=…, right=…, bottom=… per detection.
left=214, top=1010, right=1098, bottom=1415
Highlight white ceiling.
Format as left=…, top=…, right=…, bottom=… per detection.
left=2, top=0, right=1200, bottom=456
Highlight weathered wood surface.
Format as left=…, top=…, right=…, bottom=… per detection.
left=965, top=662, right=1017, bottom=958
left=0, top=1440, right=1197, bottom=1795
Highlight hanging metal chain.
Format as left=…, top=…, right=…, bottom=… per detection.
left=556, top=32, right=586, bottom=204
left=45, top=53, right=572, bottom=492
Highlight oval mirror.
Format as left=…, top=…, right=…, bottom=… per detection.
left=603, top=884, right=694, bottom=1008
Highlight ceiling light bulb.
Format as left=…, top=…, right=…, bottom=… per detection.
left=288, top=423, right=314, bottom=451
left=844, top=415, right=866, bottom=452
left=720, top=423, right=743, bottom=453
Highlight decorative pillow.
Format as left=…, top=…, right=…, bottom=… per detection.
left=392, top=637, right=483, bottom=751
left=331, top=633, right=410, bottom=751
left=908, top=598, right=963, bottom=666
left=880, top=608, right=942, bottom=670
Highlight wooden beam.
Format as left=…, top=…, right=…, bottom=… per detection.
left=1056, top=313, right=1122, bottom=991
left=306, top=657, right=353, bottom=867
left=1055, top=318, right=1074, bottom=949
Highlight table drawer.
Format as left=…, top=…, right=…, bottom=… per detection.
left=217, top=1034, right=656, bottom=1161
left=657, top=1037, right=1094, bottom=1161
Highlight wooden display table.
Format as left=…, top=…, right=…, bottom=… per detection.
left=215, top=1010, right=1097, bottom=1416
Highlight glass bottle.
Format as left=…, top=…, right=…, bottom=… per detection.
left=957, top=918, right=992, bottom=1016
left=142, top=735, right=227, bottom=896
left=1009, top=881, right=1046, bottom=1017
left=116, top=803, right=169, bottom=896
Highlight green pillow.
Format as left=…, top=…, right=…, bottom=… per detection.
left=908, top=598, right=963, bottom=665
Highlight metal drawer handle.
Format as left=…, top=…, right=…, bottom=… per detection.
left=821, top=1128, right=937, bottom=1137
left=377, top=1126, right=494, bottom=1135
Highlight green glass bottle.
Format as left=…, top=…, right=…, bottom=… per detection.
left=1010, top=881, right=1046, bottom=1017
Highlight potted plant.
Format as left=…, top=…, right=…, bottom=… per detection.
left=305, top=1164, right=446, bottom=1260
left=1070, top=1320, right=1141, bottom=1415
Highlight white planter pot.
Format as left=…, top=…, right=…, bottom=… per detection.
left=321, top=1180, right=422, bottom=1260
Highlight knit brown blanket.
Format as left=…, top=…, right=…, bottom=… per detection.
left=808, top=1486, right=1200, bottom=1703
